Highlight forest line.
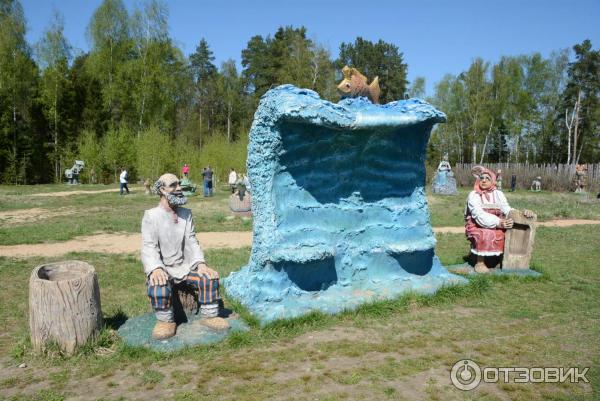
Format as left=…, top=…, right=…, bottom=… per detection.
left=0, top=0, right=598, bottom=184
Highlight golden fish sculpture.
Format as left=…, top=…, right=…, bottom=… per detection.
left=337, top=65, right=380, bottom=104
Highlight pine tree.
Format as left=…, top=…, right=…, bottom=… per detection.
left=189, top=38, right=217, bottom=136
left=86, top=0, right=130, bottom=125
left=0, top=0, right=41, bottom=183
left=337, top=37, right=408, bottom=103
left=562, top=40, right=600, bottom=164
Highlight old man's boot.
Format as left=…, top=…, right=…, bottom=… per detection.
left=152, top=321, right=176, bottom=340
left=200, top=317, right=230, bottom=331
left=199, top=302, right=230, bottom=330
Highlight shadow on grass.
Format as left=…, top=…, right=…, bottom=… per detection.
left=104, top=308, right=128, bottom=330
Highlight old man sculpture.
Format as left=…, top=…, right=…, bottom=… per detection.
left=141, top=173, right=228, bottom=340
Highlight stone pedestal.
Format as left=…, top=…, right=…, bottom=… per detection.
left=229, top=193, right=252, bottom=213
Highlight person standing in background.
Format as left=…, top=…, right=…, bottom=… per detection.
left=228, top=168, right=237, bottom=194
left=206, top=165, right=214, bottom=196
left=120, top=167, right=130, bottom=195
left=181, top=163, right=190, bottom=178
left=201, top=166, right=214, bottom=197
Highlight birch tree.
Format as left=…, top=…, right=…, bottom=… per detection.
left=86, top=0, right=130, bottom=125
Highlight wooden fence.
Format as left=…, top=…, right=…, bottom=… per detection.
left=448, top=163, right=600, bottom=192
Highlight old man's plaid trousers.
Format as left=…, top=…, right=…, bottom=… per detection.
left=147, top=272, right=220, bottom=310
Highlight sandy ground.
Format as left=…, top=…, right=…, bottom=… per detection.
left=536, top=219, right=600, bottom=227
left=0, top=231, right=252, bottom=258
left=0, top=206, right=114, bottom=226
left=0, top=207, right=74, bottom=225
left=432, top=219, right=600, bottom=234
left=1, top=219, right=599, bottom=258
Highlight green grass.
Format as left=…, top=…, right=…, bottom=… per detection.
left=1, top=225, right=599, bottom=400
left=1, top=184, right=599, bottom=399
left=0, top=185, right=251, bottom=245
left=428, top=187, right=600, bottom=226
left=2, top=185, right=598, bottom=246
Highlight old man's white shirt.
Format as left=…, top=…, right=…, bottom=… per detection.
left=141, top=206, right=205, bottom=280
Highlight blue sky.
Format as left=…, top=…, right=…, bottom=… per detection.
left=21, top=0, right=600, bottom=95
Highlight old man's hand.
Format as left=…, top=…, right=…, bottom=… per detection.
left=523, top=209, right=535, bottom=218
left=196, top=263, right=220, bottom=280
left=499, top=218, right=514, bottom=229
left=149, top=268, right=169, bottom=286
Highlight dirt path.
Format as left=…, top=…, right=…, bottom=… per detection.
left=0, top=207, right=74, bottom=225
left=432, top=219, right=600, bottom=234
left=0, top=231, right=252, bottom=258
left=1, top=219, right=598, bottom=258
left=0, top=207, right=113, bottom=226
left=536, top=219, right=600, bottom=227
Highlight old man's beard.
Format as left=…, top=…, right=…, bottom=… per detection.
left=165, top=190, right=187, bottom=206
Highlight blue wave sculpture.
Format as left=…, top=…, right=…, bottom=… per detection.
left=223, top=85, right=466, bottom=323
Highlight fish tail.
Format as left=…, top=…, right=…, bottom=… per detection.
left=369, top=76, right=379, bottom=89
left=369, top=76, right=380, bottom=104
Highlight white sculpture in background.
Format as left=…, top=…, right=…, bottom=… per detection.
left=65, top=160, right=85, bottom=185
left=431, top=154, right=457, bottom=195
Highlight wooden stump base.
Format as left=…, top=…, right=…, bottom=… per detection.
left=503, top=210, right=537, bottom=269
left=29, top=261, right=103, bottom=354
left=172, top=282, right=198, bottom=323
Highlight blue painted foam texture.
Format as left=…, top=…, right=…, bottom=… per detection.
left=223, top=85, right=466, bottom=324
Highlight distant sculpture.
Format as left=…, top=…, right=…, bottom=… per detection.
left=65, top=160, right=85, bottom=185
left=180, top=177, right=198, bottom=197
left=510, top=174, right=517, bottom=192
left=530, top=176, right=542, bottom=192
left=573, top=164, right=588, bottom=193
left=496, top=169, right=503, bottom=190
left=337, top=66, right=380, bottom=104
left=144, top=179, right=151, bottom=195
left=223, top=85, right=465, bottom=324
left=465, top=166, right=535, bottom=273
left=431, top=154, right=457, bottom=195
left=89, top=168, right=97, bottom=184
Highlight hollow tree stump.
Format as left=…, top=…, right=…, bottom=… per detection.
left=29, top=261, right=103, bottom=354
